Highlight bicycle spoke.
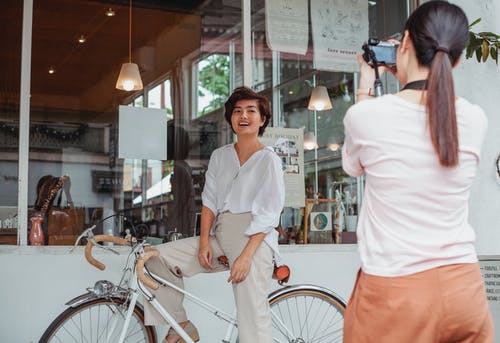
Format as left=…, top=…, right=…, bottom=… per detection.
left=41, top=299, right=154, bottom=343
left=269, top=287, right=345, bottom=343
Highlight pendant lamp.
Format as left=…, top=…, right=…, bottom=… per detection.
left=116, top=0, right=143, bottom=91
left=304, top=131, right=318, bottom=150
left=327, top=136, right=341, bottom=151
left=308, top=85, right=332, bottom=111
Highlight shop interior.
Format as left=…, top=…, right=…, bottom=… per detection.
left=0, top=0, right=409, bottom=245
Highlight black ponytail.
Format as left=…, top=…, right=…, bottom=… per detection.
left=405, top=1, right=468, bottom=167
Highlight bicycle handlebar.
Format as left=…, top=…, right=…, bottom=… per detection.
left=136, top=249, right=160, bottom=290
left=84, top=235, right=131, bottom=270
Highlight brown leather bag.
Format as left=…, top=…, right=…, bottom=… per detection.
left=47, top=207, right=85, bottom=236
left=47, top=177, right=84, bottom=236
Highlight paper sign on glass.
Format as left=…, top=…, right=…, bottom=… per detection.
left=265, top=0, right=309, bottom=55
left=118, top=106, right=168, bottom=160
left=260, top=127, right=305, bottom=208
left=311, top=0, right=368, bottom=72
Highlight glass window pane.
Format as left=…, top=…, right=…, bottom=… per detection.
left=0, top=0, right=22, bottom=245
left=133, top=96, right=144, bottom=107
left=148, top=85, right=162, bottom=109
left=252, top=0, right=409, bottom=244
left=196, top=54, right=230, bottom=117
left=27, top=0, right=205, bottom=245
left=164, top=79, right=173, bottom=120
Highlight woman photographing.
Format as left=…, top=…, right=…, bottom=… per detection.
left=342, top=1, right=493, bottom=342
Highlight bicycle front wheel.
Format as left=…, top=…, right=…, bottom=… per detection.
left=39, top=297, right=157, bottom=343
left=269, top=285, right=346, bottom=343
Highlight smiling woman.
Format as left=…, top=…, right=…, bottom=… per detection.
left=142, top=86, right=285, bottom=343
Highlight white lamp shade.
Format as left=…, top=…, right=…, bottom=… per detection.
left=303, top=131, right=318, bottom=150
left=308, top=85, right=332, bottom=111
left=116, top=63, right=143, bottom=91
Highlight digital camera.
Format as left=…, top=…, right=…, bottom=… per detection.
left=362, top=38, right=399, bottom=67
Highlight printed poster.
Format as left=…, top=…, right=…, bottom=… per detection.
left=310, top=211, right=333, bottom=232
left=311, top=0, right=368, bottom=72
left=265, top=0, right=309, bottom=55
left=479, top=258, right=500, bottom=319
left=260, top=128, right=305, bottom=208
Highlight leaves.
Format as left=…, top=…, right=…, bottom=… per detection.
left=466, top=18, right=500, bottom=65
left=468, top=18, right=481, bottom=28
left=481, top=40, right=489, bottom=62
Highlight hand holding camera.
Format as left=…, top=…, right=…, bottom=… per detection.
left=359, top=37, right=399, bottom=97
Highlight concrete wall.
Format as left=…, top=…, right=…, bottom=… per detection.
left=451, top=0, right=500, bottom=256
left=0, top=245, right=360, bottom=343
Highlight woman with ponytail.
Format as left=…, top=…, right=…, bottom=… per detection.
left=342, top=1, right=493, bottom=342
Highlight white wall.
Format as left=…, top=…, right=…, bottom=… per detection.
left=0, top=245, right=360, bottom=343
left=451, top=0, right=500, bottom=255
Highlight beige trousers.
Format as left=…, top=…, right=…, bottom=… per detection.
left=144, top=212, right=274, bottom=343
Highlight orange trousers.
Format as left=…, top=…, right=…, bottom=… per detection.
left=344, top=263, right=494, bottom=343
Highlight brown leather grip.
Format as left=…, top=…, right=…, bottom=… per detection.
left=84, top=235, right=131, bottom=271
left=136, top=249, right=160, bottom=290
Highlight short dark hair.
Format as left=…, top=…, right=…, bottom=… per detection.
left=224, top=86, right=271, bottom=136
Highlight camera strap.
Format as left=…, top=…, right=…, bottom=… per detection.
left=402, top=79, right=427, bottom=91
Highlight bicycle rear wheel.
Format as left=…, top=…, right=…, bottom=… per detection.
left=269, top=285, right=346, bottom=343
left=39, top=297, right=157, bottom=343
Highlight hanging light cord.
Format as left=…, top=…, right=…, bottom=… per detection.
left=128, top=0, right=132, bottom=63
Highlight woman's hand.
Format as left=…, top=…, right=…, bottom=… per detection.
left=198, top=240, right=214, bottom=269
left=357, top=55, right=395, bottom=88
left=356, top=54, right=397, bottom=101
left=357, top=54, right=378, bottom=90
left=227, top=254, right=252, bottom=284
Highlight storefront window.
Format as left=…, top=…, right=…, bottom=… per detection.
left=26, top=0, right=205, bottom=245
left=251, top=0, right=409, bottom=244
left=0, top=0, right=22, bottom=245
left=3, top=0, right=410, bottom=247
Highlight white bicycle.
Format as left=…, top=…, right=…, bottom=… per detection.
left=39, top=225, right=346, bottom=343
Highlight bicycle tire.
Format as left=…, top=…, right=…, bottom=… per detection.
left=268, top=285, right=346, bottom=343
left=39, top=297, right=157, bottom=343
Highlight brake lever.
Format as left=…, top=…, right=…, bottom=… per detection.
left=67, top=225, right=96, bottom=253
left=88, top=237, right=120, bottom=255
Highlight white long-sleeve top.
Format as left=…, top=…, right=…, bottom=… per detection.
left=202, top=143, right=285, bottom=257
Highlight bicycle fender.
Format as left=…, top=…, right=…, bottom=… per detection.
left=65, top=292, right=99, bottom=308
left=267, top=284, right=348, bottom=306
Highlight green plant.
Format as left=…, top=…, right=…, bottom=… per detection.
left=198, top=54, right=230, bottom=115
left=466, top=18, right=500, bottom=64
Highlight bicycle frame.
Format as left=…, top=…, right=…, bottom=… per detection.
left=138, top=271, right=238, bottom=343
left=74, top=238, right=236, bottom=343
left=86, top=262, right=299, bottom=343
left=136, top=271, right=300, bottom=343
left=68, top=229, right=305, bottom=343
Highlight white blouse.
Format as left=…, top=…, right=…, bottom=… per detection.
left=202, top=143, right=285, bottom=257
